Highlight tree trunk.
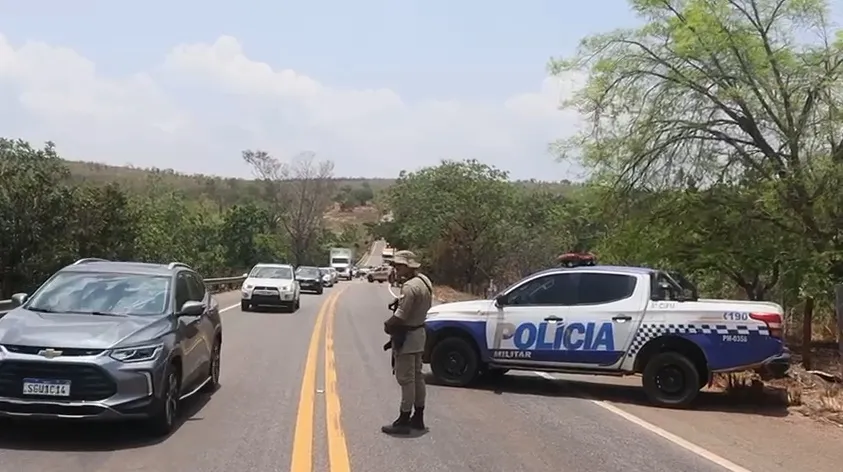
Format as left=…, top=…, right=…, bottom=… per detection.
left=802, top=297, right=815, bottom=369
left=835, top=285, right=843, bottom=375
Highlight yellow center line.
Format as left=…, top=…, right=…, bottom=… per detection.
left=289, top=286, right=350, bottom=472
left=325, top=289, right=351, bottom=472
left=290, top=290, right=336, bottom=472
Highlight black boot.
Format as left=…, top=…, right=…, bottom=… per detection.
left=381, top=411, right=412, bottom=435
left=409, top=406, right=426, bottom=430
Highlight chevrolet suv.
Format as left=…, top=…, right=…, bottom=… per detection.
left=0, top=258, right=223, bottom=436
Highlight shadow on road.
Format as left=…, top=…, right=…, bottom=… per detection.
left=0, top=387, right=217, bottom=452
left=425, top=373, right=790, bottom=418
left=248, top=306, right=295, bottom=314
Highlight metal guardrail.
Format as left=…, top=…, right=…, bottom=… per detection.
left=0, top=274, right=247, bottom=315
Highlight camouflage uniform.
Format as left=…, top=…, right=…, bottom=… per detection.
left=381, top=250, right=432, bottom=435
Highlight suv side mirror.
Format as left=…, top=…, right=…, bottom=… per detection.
left=10, top=293, right=28, bottom=307
left=179, top=300, right=205, bottom=316
left=494, top=294, right=507, bottom=307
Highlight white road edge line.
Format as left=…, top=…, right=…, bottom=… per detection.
left=220, top=302, right=241, bottom=313
left=532, top=371, right=752, bottom=472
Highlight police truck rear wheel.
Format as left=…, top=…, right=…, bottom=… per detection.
left=430, top=338, right=479, bottom=387
left=642, top=351, right=700, bottom=408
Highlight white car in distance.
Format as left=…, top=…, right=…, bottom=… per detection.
left=241, top=263, right=301, bottom=312
left=320, top=266, right=338, bottom=285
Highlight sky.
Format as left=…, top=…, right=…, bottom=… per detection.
left=0, top=0, right=641, bottom=179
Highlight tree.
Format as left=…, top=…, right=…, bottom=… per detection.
left=551, top=0, right=843, bottom=260
left=242, top=150, right=336, bottom=265
left=386, top=159, right=520, bottom=291
left=0, top=139, right=76, bottom=296
left=547, top=0, right=843, bottom=359
left=218, top=203, right=276, bottom=270
left=71, top=183, right=140, bottom=262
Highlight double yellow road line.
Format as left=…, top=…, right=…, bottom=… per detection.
left=290, top=286, right=351, bottom=472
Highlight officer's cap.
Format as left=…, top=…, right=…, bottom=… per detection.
left=392, top=250, right=421, bottom=268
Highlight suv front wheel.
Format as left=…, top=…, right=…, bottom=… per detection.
left=147, top=362, right=181, bottom=437
left=202, top=337, right=222, bottom=393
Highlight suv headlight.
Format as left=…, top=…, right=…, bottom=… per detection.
left=110, top=343, right=163, bottom=363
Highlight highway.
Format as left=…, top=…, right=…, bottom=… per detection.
left=0, top=245, right=841, bottom=472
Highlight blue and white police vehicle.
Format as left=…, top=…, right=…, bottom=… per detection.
left=422, top=265, right=786, bottom=408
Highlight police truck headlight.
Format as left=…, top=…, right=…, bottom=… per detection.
left=110, top=343, right=163, bottom=363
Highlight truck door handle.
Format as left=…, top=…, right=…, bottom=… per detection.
left=544, top=316, right=563, bottom=322
left=612, top=315, right=632, bottom=322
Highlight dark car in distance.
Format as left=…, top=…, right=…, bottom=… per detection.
left=295, top=266, right=324, bottom=294
left=0, top=258, right=223, bottom=436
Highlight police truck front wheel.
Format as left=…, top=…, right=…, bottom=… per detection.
left=430, top=337, right=479, bottom=387
left=642, top=351, right=701, bottom=408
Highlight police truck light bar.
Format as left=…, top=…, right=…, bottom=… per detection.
left=556, top=251, right=597, bottom=267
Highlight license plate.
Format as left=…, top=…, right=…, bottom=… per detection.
left=254, top=290, right=276, bottom=295
left=23, top=378, right=71, bottom=397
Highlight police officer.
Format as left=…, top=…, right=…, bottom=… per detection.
left=381, top=250, right=433, bottom=435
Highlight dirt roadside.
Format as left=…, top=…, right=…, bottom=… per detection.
left=432, top=285, right=843, bottom=472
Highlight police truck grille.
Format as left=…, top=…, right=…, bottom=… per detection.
left=0, top=361, right=117, bottom=401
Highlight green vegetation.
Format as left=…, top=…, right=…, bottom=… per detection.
left=371, top=0, right=843, bottom=350
left=0, top=141, right=355, bottom=298
left=5, top=0, right=840, bottom=361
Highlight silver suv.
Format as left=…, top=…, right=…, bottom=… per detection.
left=0, top=258, right=223, bottom=436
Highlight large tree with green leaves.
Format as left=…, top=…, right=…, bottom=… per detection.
left=551, top=0, right=843, bottom=296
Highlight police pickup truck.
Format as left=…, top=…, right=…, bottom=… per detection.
left=422, top=265, right=785, bottom=408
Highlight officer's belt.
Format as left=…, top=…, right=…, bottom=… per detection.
left=383, top=324, right=424, bottom=353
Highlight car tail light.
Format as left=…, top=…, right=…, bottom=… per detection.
left=750, top=312, right=782, bottom=338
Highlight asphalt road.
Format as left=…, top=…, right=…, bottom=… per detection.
left=2, top=242, right=824, bottom=472
left=0, top=274, right=744, bottom=472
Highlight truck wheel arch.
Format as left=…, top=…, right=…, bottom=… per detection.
left=424, top=326, right=482, bottom=363
left=633, top=335, right=709, bottom=387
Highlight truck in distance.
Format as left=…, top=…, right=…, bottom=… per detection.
left=381, top=246, right=395, bottom=264
left=329, top=247, right=354, bottom=281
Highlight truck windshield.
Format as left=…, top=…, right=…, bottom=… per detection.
left=331, top=258, right=350, bottom=264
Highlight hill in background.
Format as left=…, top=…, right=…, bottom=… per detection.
left=67, top=160, right=577, bottom=196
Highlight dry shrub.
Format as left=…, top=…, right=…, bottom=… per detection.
left=713, top=366, right=843, bottom=424
left=713, top=371, right=795, bottom=407
left=818, top=383, right=843, bottom=413
left=788, top=382, right=804, bottom=406
left=433, top=286, right=479, bottom=304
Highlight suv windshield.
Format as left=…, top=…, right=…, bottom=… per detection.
left=296, top=267, right=320, bottom=278
left=25, top=272, right=171, bottom=316
left=249, top=266, right=293, bottom=279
